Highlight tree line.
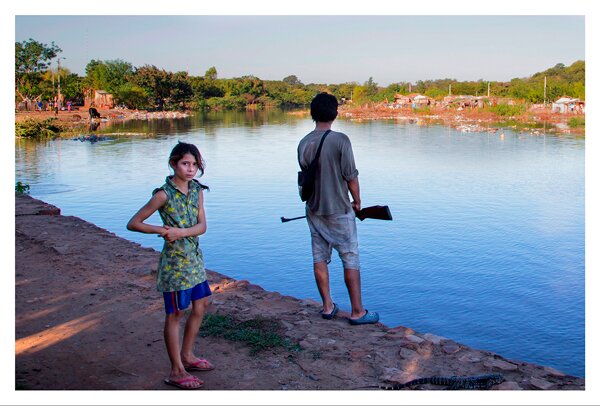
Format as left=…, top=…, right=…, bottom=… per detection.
left=15, top=38, right=585, bottom=111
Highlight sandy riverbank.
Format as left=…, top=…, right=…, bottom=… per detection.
left=15, top=194, right=584, bottom=394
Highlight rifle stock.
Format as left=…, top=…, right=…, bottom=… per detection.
left=281, top=205, right=392, bottom=223
left=356, top=205, right=393, bottom=221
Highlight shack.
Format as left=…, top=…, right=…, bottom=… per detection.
left=412, top=94, right=431, bottom=106
left=552, top=97, right=585, bottom=114
left=393, top=93, right=431, bottom=108
left=393, top=93, right=412, bottom=106
left=85, top=90, right=115, bottom=109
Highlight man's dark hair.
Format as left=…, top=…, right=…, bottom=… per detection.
left=310, top=92, right=338, bottom=123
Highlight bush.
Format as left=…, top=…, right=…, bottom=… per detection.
left=487, top=104, right=527, bottom=117
left=205, top=96, right=247, bottom=110
left=15, top=181, right=30, bottom=194
left=15, top=118, right=63, bottom=139
left=568, top=117, right=585, bottom=128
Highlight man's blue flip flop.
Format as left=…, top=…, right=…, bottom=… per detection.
left=320, top=303, right=339, bottom=320
left=348, top=309, right=379, bottom=325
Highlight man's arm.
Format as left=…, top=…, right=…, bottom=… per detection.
left=348, top=176, right=361, bottom=213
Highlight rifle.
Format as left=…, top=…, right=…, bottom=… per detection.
left=281, top=205, right=392, bottom=223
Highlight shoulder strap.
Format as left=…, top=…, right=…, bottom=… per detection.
left=313, top=129, right=331, bottom=163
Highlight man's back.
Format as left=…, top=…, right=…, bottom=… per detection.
left=298, top=129, right=358, bottom=215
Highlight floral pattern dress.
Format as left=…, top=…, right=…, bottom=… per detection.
left=153, top=176, right=207, bottom=292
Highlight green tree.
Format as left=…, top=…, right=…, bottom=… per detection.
left=15, top=38, right=62, bottom=102
left=112, top=83, right=148, bottom=109
left=204, top=66, right=218, bottom=80
left=169, top=71, right=193, bottom=109
left=352, top=85, right=368, bottom=104
left=365, top=77, right=378, bottom=97
left=84, top=60, right=109, bottom=91
left=84, top=59, right=133, bottom=93
left=282, top=75, right=303, bottom=86
left=130, top=65, right=171, bottom=110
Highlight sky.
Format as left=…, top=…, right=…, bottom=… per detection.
left=14, top=15, right=584, bottom=86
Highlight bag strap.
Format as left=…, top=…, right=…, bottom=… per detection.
left=311, top=129, right=331, bottom=166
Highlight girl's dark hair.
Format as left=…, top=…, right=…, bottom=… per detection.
left=310, top=92, right=338, bottom=123
left=169, top=141, right=209, bottom=190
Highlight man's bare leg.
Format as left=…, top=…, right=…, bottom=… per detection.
left=344, top=268, right=366, bottom=319
left=314, top=261, right=335, bottom=314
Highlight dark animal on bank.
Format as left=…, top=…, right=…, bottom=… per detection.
left=378, top=374, right=505, bottom=390
left=89, top=107, right=101, bottom=119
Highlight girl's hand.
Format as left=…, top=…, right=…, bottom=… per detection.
left=162, top=225, right=184, bottom=243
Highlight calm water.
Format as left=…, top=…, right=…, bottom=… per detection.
left=15, top=110, right=585, bottom=377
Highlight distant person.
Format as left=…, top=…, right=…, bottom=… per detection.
left=297, top=92, right=379, bottom=325
left=127, top=142, right=214, bottom=389
left=67, top=100, right=72, bottom=112
left=37, top=100, right=43, bottom=112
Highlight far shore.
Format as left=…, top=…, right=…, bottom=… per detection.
left=15, top=104, right=584, bottom=138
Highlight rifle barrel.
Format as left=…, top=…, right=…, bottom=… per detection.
left=281, top=215, right=306, bottom=223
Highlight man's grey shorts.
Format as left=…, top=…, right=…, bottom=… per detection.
left=306, top=208, right=360, bottom=270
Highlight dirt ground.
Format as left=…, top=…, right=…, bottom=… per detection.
left=14, top=195, right=585, bottom=400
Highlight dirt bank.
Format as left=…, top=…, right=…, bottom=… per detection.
left=15, top=195, right=584, bottom=397
left=15, top=108, right=190, bottom=135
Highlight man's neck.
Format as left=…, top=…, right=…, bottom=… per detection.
left=315, top=121, right=333, bottom=131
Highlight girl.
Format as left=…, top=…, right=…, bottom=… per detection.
left=127, top=142, right=213, bottom=390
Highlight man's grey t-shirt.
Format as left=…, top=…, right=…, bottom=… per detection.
left=297, top=129, right=359, bottom=215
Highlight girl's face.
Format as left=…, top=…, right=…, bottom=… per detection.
left=171, top=153, right=199, bottom=181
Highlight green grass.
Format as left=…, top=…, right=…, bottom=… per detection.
left=487, top=104, right=526, bottom=117
left=15, top=118, right=64, bottom=139
left=15, top=181, right=30, bottom=194
left=200, top=314, right=301, bottom=355
left=568, top=117, right=585, bottom=128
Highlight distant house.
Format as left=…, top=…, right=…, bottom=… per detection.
left=394, top=93, right=431, bottom=107
left=552, top=97, right=584, bottom=114
left=85, top=90, right=115, bottom=109
left=412, top=94, right=431, bottom=105
left=443, top=95, right=476, bottom=108
left=393, top=93, right=412, bottom=105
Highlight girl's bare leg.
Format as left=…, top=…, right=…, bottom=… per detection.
left=164, top=311, right=203, bottom=388
left=181, top=297, right=212, bottom=368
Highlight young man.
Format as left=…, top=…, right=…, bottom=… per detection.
left=297, top=92, right=379, bottom=325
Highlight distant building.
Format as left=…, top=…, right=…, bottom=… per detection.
left=393, top=93, right=412, bottom=105
left=552, top=97, right=584, bottom=114
left=394, top=93, right=431, bottom=107
left=85, top=90, right=114, bottom=109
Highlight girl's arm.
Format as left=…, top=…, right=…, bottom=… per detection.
left=126, top=190, right=168, bottom=236
left=162, top=189, right=207, bottom=242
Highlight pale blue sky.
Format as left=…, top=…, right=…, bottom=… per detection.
left=15, top=15, right=584, bottom=86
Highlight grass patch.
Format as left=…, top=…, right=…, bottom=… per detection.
left=200, top=314, right=301, bottom=355
left=487, top=104, right=526, bottom=117
left=15, top=181, right=30, bottom=194
left=568, top=117, right=585, bottom=128
left=15, top=118, right=64, bottom=139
